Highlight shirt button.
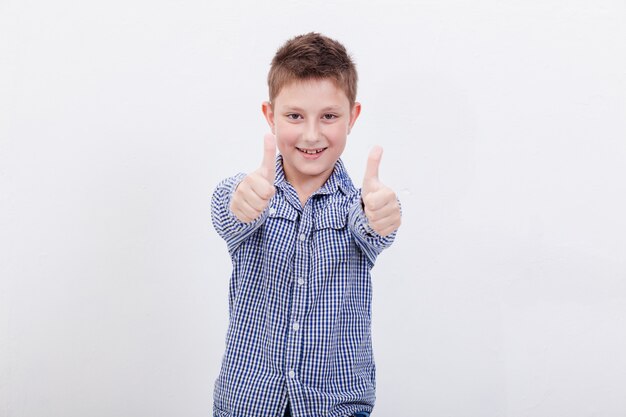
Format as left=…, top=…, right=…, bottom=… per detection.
left=299, top=233, right=306, bottom=241
left=297, top=278, right=305, bottom=285
left=269, top=207, right=276, bottom=215
left=292, top=322, right=300, bottom=331
left=288, top=370, right=295, bottom=378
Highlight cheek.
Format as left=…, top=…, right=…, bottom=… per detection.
left=324, top=123, right=350, bottom=141
left=275, top=133, right=297, bottom=155
left=276, top=140, right=290, bottom=156
left=275, top=123, right=299, bottom=145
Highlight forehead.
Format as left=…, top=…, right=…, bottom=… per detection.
left=273, top=78, right=350, bottom=109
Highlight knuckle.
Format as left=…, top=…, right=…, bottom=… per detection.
left=260, top=186, right=275, bottom=200
left=363, top=194, right=377, bottom=209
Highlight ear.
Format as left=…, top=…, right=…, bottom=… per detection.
left=348, top=102, right=361, bottom=135
left=262, top=101, right=276, bottom=134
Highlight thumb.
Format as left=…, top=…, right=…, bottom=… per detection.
left=363, top=146, right=383, bottom=187
left=260, top=132, right=277, bottom=181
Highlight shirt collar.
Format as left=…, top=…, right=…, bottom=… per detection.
left=274, top=154, right=356, bottom=196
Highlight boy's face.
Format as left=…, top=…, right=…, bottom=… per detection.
left=262, top=78, right=361, bottom=188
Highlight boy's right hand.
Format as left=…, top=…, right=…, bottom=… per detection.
left=229, top=133, right=277, bottom=223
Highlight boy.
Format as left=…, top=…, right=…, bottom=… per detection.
left=211, top=33, right=401, bottom=417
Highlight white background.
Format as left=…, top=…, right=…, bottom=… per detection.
left=1, top=0, right=625, bottom=416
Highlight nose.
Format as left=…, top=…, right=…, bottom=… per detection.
left=302, top=119, right=321, bottom=144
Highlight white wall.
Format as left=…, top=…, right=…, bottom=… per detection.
left=1, top=0, right=625, bottom=416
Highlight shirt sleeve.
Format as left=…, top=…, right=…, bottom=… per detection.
left=348, top=190, right=400, bottom=267
left=211, top=173, right=270, bottom=255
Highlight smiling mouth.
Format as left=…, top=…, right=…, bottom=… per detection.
left=297, top=147, right=327, bottom=154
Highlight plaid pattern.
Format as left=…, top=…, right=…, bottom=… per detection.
left=211, top=156, right=396, bottom=417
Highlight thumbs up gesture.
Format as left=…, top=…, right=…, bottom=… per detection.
left=230, top=133, right=277, bottom=223
left=362, top=146, right=401, bottom=237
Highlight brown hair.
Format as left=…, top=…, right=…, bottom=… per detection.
left=268, top=32, right=358, bottom=107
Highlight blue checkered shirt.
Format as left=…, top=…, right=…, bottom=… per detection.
left=211, top=156, right=397, bottom=417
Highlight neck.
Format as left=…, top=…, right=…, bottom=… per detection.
left=283, top=166, right=334, bottom=207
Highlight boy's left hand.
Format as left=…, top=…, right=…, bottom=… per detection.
left=362, top=146, right=402, bottom=237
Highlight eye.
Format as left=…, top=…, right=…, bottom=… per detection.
left=286, top=113, right=302, bottom=120
left=322, top=113, right=338, bottom=120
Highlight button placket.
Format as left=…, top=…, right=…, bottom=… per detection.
left=285, top=203, right=312, bottom=382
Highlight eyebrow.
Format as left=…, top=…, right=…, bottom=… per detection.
left=282, top=105, right=343, bottom=112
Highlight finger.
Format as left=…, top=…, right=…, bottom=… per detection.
left=248, top=173, right=276, bottom=201
left=363, top=187, right=395, bottom=212
left=368, top=214, right=401, bottom=237
left=243, top=190, right=271, bottom=212
left=237, top=199, right=262, bottom=223
left=365, top=199, right=398, bottom=222
left=260, top=132, right=277, bottom=181
left=364, top=145, right=383, bottom=183
left=377, top=223, right=400, bottom=237
left=380, top=215, right=402, bottom=235
left=231, top=182, right=259, bottom=221
left=231, top=207, right=252, bottom=223
left=230, top=203, right=252, bottom=223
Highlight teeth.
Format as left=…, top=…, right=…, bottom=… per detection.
left=299, top=148, right=325, bottom=154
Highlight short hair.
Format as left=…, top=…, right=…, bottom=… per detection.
left=268, top=32, right=358, bottom=107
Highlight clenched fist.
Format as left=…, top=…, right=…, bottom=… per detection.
left=230, top=133, right=277, bottom=223
left=362, top=146, right=401, bottom=237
